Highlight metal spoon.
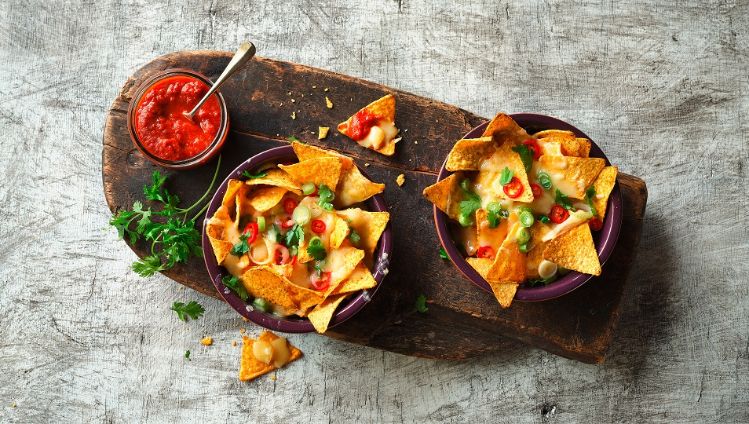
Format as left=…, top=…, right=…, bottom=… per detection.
left=184, top=41, right=256, bottom=120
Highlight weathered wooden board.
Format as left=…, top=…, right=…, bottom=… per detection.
left=102, top=51, right=646, bottom=363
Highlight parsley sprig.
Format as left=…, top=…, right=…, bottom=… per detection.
left=554, top=189, right=575, bottom=211
left=109, top=157, right=222, bottom=277
left=511, top=144, right=533, bottom=173
left=171, top=301, right=205, bottom=322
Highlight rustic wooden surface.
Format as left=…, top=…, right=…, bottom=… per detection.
left=102, top=51, right=646, bottom=363
left=1, top=1, right=747, bottom=423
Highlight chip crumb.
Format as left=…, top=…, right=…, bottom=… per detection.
left=11, top=402, right=16, bottom=408
left=396, top=174, right=406, bottom=186
left=279, top=102, right=283, bottom=106
left=232, top=340, right=238, bottom=347
left=200, top=336, right=213, bottom=346
left=414, top=140, right=419, bottom=144
left=240, top=328, right=246, bottom=334
left=312, top=85, right=317, bottom=89
left=291, top=98, right=296, bottom=103
left=318, top=126, right=330, bottom=139
left=325, top=96, right=333, bottom=109
left=364, top=163, right=370, bottom=167
left=287, top=91, right=291, bottom=96
left=269, top=374, right=277, bottom=381
left=291, top=111, right=296, bottom=120
left=324, top=87, right=329, bottom=92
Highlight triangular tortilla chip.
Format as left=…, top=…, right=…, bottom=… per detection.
left=244, top=169, right=302, bottom=194
left=308, top=294, right=348, bottom=333
left=247, top=186, right=287, bottom=212
left=525, top=223, right=551, bottom=279
left=323, top=247, right=365, bottom=296
left=481, top=113, right=530, bottom=146
left=336, top=209, right=390, bottom=263
left=489, top=282, right=519, bottom=309
left=543, top=223, right=601, bottom=276
left=290, top=141, right=353, bottom=168
left=537, top=155, right=605, bottom=199
left=473, top=144, right=534, bottom=203
left=467, top=257, right=493, bottom=278
left=241, top=266, right=324, bottom=315
left=533, top=129, right=591, bottom=158
left=333, top=263, right=378, bottom=295
left=279, top=157, right=342, bottom=192
left=486, top=239, right=526, bottom=283
left=422, top=173, right=463, bottom=220
left=239, top=332, right=302, bottom=381
left=475, top=209, right=509, bottom=252
left=445, top=136, right=495, bottom=171
left=329, top=215, right=350, bottom=250
left=205, top=206, right=234, bottom=265
left=222, top=179, right=245, bottom=205
left=338, top=94, right=399, bottom=156
left=590, top=166, right=618, bottom=219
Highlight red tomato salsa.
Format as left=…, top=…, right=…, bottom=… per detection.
left=134, top=75, right=222, bottom=161
left=348, top=109, right=380, bottom=141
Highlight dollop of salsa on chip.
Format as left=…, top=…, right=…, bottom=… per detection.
left=423, top=113, right=618, bottom=308
left=206, top=142, right=389, bottom=333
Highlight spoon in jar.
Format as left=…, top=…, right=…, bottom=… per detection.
left=183, top=41, right=256, bottom=120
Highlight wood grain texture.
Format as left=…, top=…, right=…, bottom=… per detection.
left=103, top=51, right=646, bottom=364
left=1, top=0, right=747, bottom=423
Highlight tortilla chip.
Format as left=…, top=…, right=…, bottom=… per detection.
left=481, top=113, right=530, bottom=146
left=279, top=157, right=342, bottom=192
left=422, top=173, right=463, bottom=220
left=205, top=207, right=234, bottom=265
left=543, top=223, right=601, bottom=276
left=533, top=129, right=591, bottom=158
left=337, top=94, right=398, bottom=156
left=324, top=247, right=365, bottom=296
left=239, top=332, right=303, bottom=382
left=244, top=169, right=302, bottom=194
left=487, top=241, right=526, bottom=283
left=536, top=139, right=563, bottom=156
left=590, top=166, right=618, bottom=219
left=475, top=209, right=508, bottom=252
left=489, top=283, right=519, bottom=309
left=336, top=209, right=390, bottom=261
left=334, top=263, right=377, bottom=295
left=241, top=267, right=323, bottom=315
left=290, top=141, right=353, bottom=169
left=537, top=155, right=606, bottom=199
left=308, top=294, right=348, bottom=333
left=223, top=179, right=245, bottom=205
left=247, top=186, right=287, bottom=212
left=467, top=257, right=493, bottom=279
left=329, top=215, right=350, bottom=250
left=445, top=137, right=495, bottom=171
left=525, top=223, right=551, bottom=279
left=473, top=144, right=534, bottom=203
left=337, top=165, right=385, bottom=206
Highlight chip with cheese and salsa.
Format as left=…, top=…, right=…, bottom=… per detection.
left=206, top=142, right=390, bottom=332
left=423, top=113, right=618, bottom=308
left=338, top=94, right=400, bottom=156
left=239, top=331, right=302, bottom=382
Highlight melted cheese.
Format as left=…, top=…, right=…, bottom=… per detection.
left=358, top=120, right=399, bottom=150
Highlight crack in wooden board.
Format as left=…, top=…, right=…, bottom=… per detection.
left=102, top=51, right=647, bottom=362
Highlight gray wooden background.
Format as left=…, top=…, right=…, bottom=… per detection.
left=1, top=0, right=747, bottom=423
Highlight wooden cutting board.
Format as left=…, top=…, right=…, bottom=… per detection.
left=102, top=50, right=647, bottom=363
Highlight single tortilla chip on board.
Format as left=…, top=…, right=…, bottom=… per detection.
left=537, top=155, right=605, bottom=199
left=245, top=169, right=302, bottom=194
left=445, top=137, right=495, bottom=171
left=338, top=94, right=398, bottom=156
left=279, top=157, right=342, bottom=192
left=481, top=113, right=530, bottom=146
left=239, top=332, right=302, bottom=382
left=308, top=294, right=349, bottom=333
left=543, top=223, right=601, bottom=276
left=591, top=166, right=618, bottom=219
left=247, top=186, right=287, bottom=212
left=422, top=173, right=463, bottom=220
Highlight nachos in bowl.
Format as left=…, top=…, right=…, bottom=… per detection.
left=423, top=113, right=617, bottom=308
left=206, top=142, right=389, bottom=333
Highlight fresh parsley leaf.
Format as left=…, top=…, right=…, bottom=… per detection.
left=458, top=190, right=481, bottom=226
left=284, top=224, right=305, bottom=248
left=526, top=274, right=557, bottom=288
left=555, top=189, right=574, bottom=211
left=184, top=350, right=191, bottom=360
left=171, top=301, right=205, bottom=322
left=110, top=209, right=140, bottom=244
left=499, top=167, right=513, bottom=186
left=585, top=186, right=598, bottom=216
left=512, top=144, right=533, bottom=173
left=144, top=171, right=168, bottom=203
left=415, top=294, right=428, bottom=313
left=306, top=238, right=327, bottom=260
left=539, top=215, right=551, bottom=224
left=242, top=170, right=268, bottom=179
left=222, top=275, right=249, bottom=301
left=439, top=247, right=448, bottom=260
left=132, top=255, right=166, bottom=277
left=348, top=229, right=361, bottom=246
left=487, top=211, right=500, bottom=228
left=230, top=234, right=250, bottom=256
left=317, top=184, right=335, bottom=207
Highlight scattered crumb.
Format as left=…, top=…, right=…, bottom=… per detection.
left=324, top=87, right=329, bottom=92
left=318, top=126, right=330, bottom=139
left=275, top=134, right=280, bottom=137
left=312, top=85, right=317, bottom=89
left=240, top=328, right=246, bottom=334
left=11, top=402, right=16, bottom=408
left=404, top=129, right=408, bottom=132
left=350, top=97, right=353, bottom=101
left=279, top=102, right=283, bottom=106
left=291, top=111, right=296, bottom=120
left=232, top=340, right=238, bottom=347
left=414, top=140, right=419, bottom=144
left=301, top=93, right=304, bottom=97
left=270, top=374, right=277, bottom=381
left=364, top=163, right=370, bottom=167
left=200, top=337, right=213, bottom=346
left=396, top=174, right=405, bottom=186
left=291, top=98, right=296, bottom=103
left=325, top=96, right=333, bottom=109
left=287, top=91, right=291, bottom=95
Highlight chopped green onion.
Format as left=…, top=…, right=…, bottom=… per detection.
left=256, top=216, right=266, bottom=232
left=516, top=227, right=531, bottom=245
left=537, top=172, right=552, bottom=190
left=321, top=202, right=334, bottom=211
left=252, top=298, right=271, bottom=312
left=518, top=243, right=530, bottom=253
left=439, top=247, right=448, bottom=260
left=302, top=182, right=316, bottom=195
left=500, top=167, right=513, bottom=186
left=307, top=236, right=326, bottom=260
left=519, top=210, right=535, bottom=228
left=538, top=215, right=550, bottom=224
left=292, top=205, right=311, bottom=225
left=458, top=212, right=473, bottom=227
left=349, top=230, right=361, bottom=246
left=487, top=202, right=502, bottom=214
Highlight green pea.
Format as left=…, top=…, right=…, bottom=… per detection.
left=256, top=216, right=266, bottom=232
left=516, top=227, right=531, bottom=245
left=518, top=243, right=530, bottom=253
left=519, top=210, right=535, bottom=228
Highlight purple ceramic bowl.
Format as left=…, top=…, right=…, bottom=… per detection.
left=434, top=113, right=622, bottom=301
left=202, top=146, right=392, bottom=332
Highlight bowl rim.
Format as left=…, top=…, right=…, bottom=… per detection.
left=433, top=113, right=623, bottom=302
left=127, top=68, right=230, bottom=170
left=202, top=145, right=393, bottom=333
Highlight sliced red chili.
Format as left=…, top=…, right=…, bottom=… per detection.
left=589, top=217, right=603, bottom=231
left=311, top=219, right=327, bottom=234
left=476, top=246, right=495, bottom=259
left=280, top=218, right=295, bottom=229
left=242, top=222, right=259, bottom=244
left=549, top=204, right=569, bottom=224
left=503, top=177, right=524, bottom=199
left=530, top=183, right=543, bottom=198
left=283, top=198, right=298, bottom=214
left=273, top=245, right=290, bottom=265
left=523, top=139, right=542, bottom=160
left=310, top=271, right=331, bottom=291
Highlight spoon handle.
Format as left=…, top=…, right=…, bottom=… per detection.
left=185, top=42, right=256, bottom=119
